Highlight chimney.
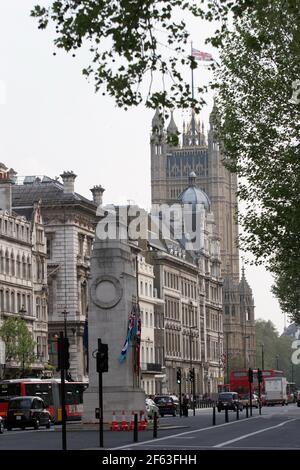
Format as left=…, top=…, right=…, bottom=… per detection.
left=90, top=185, right=105, bottom=207
left=0, top=164, right=16, bottom=213
left=60, top=171, right=77, bottom=194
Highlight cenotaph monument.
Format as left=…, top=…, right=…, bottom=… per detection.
left=83, top=209, right=145, bottom=423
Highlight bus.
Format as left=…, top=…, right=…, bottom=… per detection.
left=229, top=369, right=284, bottom=396
left=0, top=379, right=88, bottom=423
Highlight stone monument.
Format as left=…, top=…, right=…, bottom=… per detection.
left=83, top=211, right=145, bottom=423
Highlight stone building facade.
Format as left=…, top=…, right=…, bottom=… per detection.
left=150, top=108, right=256, bottom=375
left=0, top=164, right=48, bottom=377
left=138, top=254, right=164, bottom=396
left=12, top=172, right=104, bottom=381
left=142, top=173, right=223, bottom=396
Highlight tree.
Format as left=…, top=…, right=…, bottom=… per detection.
left=255, top=319, right=299, bottom=384
left=31, top=1, right=300, bottom=319
left=212, top=0, right=300, bottom=322
left=0, top=318, right=36, bottom=376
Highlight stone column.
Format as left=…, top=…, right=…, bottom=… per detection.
left=83, top=234, right=145, bottom=423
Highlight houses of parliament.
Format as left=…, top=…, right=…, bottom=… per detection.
left=150, top=105, right=256, bottom=373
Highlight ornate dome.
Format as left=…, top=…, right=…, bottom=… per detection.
left=177, top=172, right=211, bottom=211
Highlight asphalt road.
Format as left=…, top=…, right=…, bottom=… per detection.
left=0, top=405, right=299, bottom=450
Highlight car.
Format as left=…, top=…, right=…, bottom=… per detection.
left=6, top=396, right=52, bottom=431
left=217, top=392, right=243, bottom=412
left=154, top=395, right=178, bottom=417
left=0, top=416, right=4, bottom=434
left=240, top=393, right=259, bottom=408
left=145, top=398, right=159, bottom=419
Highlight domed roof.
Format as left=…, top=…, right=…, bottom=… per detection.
left=177, top=172, right=211, bottom=211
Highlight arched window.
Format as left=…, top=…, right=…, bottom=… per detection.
left=145, top=311, right=148, bottom=326
left=11, top=291, right=15, bottom=313
left=11, top=252, right=15, bottom=276
left=16, top=254, right=21, bottom=278
left=22, top=255, right=26, bottom=279
left=36, top=297, right=41, bottom=319
left=5, top=290, right=9, bottom=312
left=150, top=312, right=153, bottom=327
left=5, top=250, right=10, bottom=275
left=145, top=283, right=148, bottom=296
left=27, top=256, right=31, bottom=280
left=0, top=290, right=4, bottom=312
left=0, top=249, right=3, bottom=273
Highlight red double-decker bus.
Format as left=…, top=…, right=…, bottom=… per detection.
left=229, top=369, right=284, bottom=396
left=0, top=379, right=88, bottom=423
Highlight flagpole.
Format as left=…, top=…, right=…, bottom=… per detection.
left=191, top=41, right=196, bottom=145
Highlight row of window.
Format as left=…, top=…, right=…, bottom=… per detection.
left=0, top=217, right=30, bottom=243
left=0, top=289, right=47, bottom=319
left=165, top=332, right=200, bottom=361
left=165, top=297, right=180, bottom=321
left=141, top=344, right=154, bottom=364
left=140, top=309, right=153, bottom=328
left=0, top=249, right=31, bottom=279
left=139, top=280, right=153, bottom=297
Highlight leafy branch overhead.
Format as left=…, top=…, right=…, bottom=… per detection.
left=31, top=0, right=213, bottom=111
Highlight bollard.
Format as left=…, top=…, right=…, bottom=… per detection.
left=246, top=403, right=249, bottom=418
left=250, top=404, right=253, bottom=417
left=225, top=408, right=229, bottom=423
left=259, top=403, right=262, bottom=416
left=153, top=412, right=158, bottom=439
left=212, top=406, right=216, bottom=426
left=133, top=413, right=138, bottom=443
left=236, top=405, right=239, bottom=420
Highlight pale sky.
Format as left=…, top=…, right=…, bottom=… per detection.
left=0, top=1, right=287, bottom=333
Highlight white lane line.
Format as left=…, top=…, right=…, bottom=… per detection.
left=112, top=415, right=262, bottom=450
left=214, top=418, right=298, bottom=448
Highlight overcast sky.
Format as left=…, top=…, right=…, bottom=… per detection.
left=0, top=1, right=288, bottom=333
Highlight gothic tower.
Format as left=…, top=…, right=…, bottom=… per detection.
left=150, top=107, right=256, bottom=374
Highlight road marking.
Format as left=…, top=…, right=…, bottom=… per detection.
left=214, top=418, right=298, bottom=448
left=112, top=415, right=262, bottom=450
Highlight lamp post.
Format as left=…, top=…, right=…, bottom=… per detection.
left=19, top=305, right=27, bottom=377
left=244, top=335, right=250, bottom=368
left=62, top=308, right=68, bottom=339
left=276, top=355, right=279, bottom=370
left=261, top=343, right=265, bottom=370
left=188, top=301, right=197, bottom=416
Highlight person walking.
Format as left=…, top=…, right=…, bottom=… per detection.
left=182, top=394, right=189, bottom=417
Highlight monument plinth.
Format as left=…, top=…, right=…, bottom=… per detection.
left=83, top=231, right=145, bottom=423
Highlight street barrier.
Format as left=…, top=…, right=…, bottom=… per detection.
left=225, top=408, right=229, bottom=423
left=119, top=410, right=128, bottom=431
left=138, top=410, right=147, bottom=431
left=110, top=411, right=119, bottom=431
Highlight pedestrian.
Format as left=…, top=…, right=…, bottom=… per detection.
left=182, top=394, right=189, bottom=417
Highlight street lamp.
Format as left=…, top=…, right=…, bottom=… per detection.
left=244, top=335, right=250, bottom=368
left=261, top=343, right=265, bottom=370
left=188, top=301, right=197, bottom=416
left=19, top=306, right=27, bottom=377
left=61, top=308, right=68, bottom=338
left=276, top=354, right=279, bottom=370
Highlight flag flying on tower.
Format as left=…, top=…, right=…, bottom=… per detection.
left=191, top=48, right=213, bottom=62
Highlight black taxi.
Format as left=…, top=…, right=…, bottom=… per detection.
left=6, top=396, right=51, bottom=430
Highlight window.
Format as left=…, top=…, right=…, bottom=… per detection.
left=150, top=312, right=153, bottom=327
left=36, top=297, right=41, bottom=319
left=78, top=234, right=84, bottom=256
left=46, top=238, right=52, bottom=259
left=11, top=253, right=15, bottom=276
left=145, top=311, right=148, bottom=327
left=5, top=250, right=9, bottom=275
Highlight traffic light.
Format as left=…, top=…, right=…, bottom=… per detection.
left=176, top=368, right=181, bottom=384
left=257, top=368, right=263, bottom=383
left=189, top=369, right=194, bottom=382
left=96, top=343, right=109, bottom=373
left=57, top=337, right=70, bottom=371
left=248, top=367, right=253, bottom=383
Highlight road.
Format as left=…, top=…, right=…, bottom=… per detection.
left=0, top=405, right=299, bottom=450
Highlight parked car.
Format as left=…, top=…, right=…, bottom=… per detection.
left=240, top=393, right=259, bottom=408
left=154, top=395, right=178, bottom=417
left=217, top=392, right=243, bottom=412
left=6, top=396, right=51, bottom=430
left=145, top=398, right=159, bottom=419
left=0, top=416, right=4, bottom=434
